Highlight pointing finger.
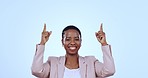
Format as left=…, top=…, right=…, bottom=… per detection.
left=100, top=23, right=103, bottom=32
left=43, top=23, right=46, bottom=32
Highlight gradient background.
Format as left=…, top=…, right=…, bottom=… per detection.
left=0, top=0, right=148, bottom=78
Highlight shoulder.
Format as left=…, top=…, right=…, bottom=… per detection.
left=80, top=56, right=98, bottom=62
left=84, top=56, right=96, bottom=59
left=47, top=56, right=65, bottom=62
left=48, top=56, right=58, bottom=59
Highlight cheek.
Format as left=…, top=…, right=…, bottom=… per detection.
left=63, top=41, right=70, bottom=47
left=76, top=41, right=81, bottom=46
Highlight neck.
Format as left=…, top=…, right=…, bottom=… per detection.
left=65, top=54, right=79, bottom=69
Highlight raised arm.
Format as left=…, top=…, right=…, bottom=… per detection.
left=31, top=24, right=52, bottom=78
left=95, top=23, right=115, bottom=77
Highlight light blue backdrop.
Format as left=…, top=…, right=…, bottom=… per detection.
left=0, top=0, right=148, bottom=78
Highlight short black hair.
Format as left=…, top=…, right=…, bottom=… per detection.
left=62, top=25, right=81, bottom=39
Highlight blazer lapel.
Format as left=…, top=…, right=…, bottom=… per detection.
left=79, top=56, right=87, bottom=78
left=57, top=56, right=87, bottom=78
left=58, top=56, right=65, bottom=78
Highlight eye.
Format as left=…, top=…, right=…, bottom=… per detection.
left=75, top=37, right=80, bottom=41
left=65, top=38, right=70, bottom=41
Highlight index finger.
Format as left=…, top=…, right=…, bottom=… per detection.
left=100, top=23, right=103, bottom=31
left=43, top=23, right=46, bottom=32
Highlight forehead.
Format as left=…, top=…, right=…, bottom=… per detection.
left=64, top=29, right=80, bottom=36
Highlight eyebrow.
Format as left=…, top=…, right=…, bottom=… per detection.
left=75, top=36, right=79, bottom=38
left=66, top=36, right=80, bottom=38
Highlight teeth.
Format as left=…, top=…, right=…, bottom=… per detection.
left=69, top=47, right=76, bottom=50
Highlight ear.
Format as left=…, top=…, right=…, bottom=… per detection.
left=80, top=38, right=82, bottom=47
left=61, top=39, right=64, bottom=46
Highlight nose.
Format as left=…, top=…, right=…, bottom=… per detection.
left=70, top=39, right=75, bottom=45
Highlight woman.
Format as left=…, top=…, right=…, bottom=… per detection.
left=31, top=23, right=115, bottom=78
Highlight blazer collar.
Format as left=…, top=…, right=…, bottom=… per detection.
left=79, top=56, right=87, bottom=78
left=57, top=56, right=87, bottom=78
left=58, top=56, right=65, bottom=78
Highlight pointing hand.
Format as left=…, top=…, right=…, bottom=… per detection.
left=95, top=23, right=107, bottom=46
left=40, top=23, right=52, bottom=45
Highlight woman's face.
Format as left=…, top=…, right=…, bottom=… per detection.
left=62, top=29, right=81, bottom=55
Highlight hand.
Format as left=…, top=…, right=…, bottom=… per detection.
left=95, top=23, right=107, bottom=46
left=40, top=23, right=52, bottom=45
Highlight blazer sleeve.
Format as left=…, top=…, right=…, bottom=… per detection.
left=31, top=44, right=50, bottom=78
left=95, top=45, right=115, bottom=77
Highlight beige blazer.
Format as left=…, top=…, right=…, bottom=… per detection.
left=31, top=45, right=115, bottom=78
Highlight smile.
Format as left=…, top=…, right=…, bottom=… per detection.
left=69, top=46, right=77, bottom=50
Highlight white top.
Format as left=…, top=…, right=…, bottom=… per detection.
left=63, top=66, right=81, bottom=78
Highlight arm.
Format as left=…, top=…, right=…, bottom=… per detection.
left=95, top=23, right=115, bottom=77
left=31, top=23, right=52, bottom=77
left=95, top=45, right=115, bottom=77
left=31, top=45, right=50, bottom=78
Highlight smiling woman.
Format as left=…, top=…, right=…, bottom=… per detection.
left=31, top=23, right=115, bottom=78
left=62, top=26, right=81, bottom=57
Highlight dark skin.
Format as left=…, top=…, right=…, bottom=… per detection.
left=40, top=23, right=107, bottom=69
left=62, top=29, right=81, bottom=69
